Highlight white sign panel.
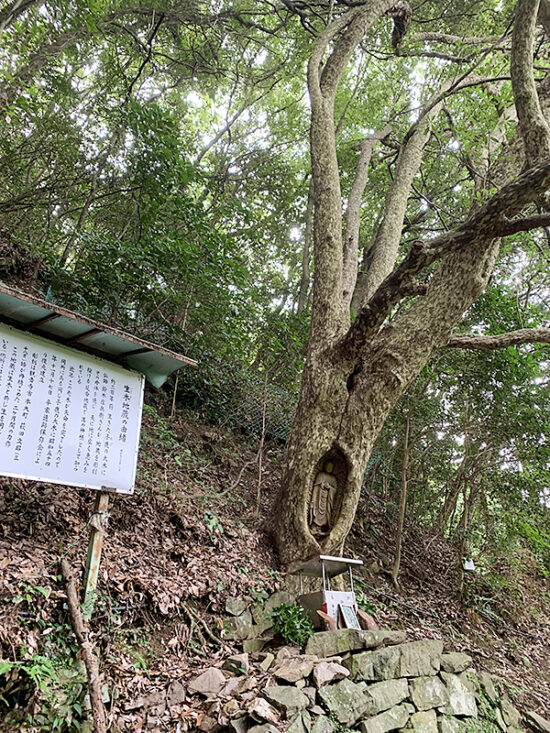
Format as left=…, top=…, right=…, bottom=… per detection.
left=0, top=323, right=144, bottom=494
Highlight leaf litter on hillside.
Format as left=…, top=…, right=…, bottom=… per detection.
left=0, top=403, right=548, bottom=729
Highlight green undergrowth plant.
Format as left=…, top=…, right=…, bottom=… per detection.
left=270, top=603, right=314, bottom=647
left=140, top=404, right=206, bottom=496
left=0, top=652, right=87, bottom=731
left=355, top=590, right=377, bottom=616
left=141, top=404, right=180, bottom=450
left=353, top=576, right=377, bottom=615
left=203, top=510, right=224, bottom=540
left=12, top=580, right=52, bottom=608
left=2, top=578, right=87, bottom=730
left=247, top=585, right=270, bottom=606
left=476, top=688, right=499, bottom=722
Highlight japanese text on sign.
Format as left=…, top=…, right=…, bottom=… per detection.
left=0, top=323, right=144, bottom=494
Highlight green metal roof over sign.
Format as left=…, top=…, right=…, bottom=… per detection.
left=0, top=283, right=197, bottom=387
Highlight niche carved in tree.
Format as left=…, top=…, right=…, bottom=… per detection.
left=308, top=449, right=348, bottom=540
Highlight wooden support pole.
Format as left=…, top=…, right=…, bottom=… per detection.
left=82, top=491, right=109, bottom=621
left=60, top=558, right=107, bottom=733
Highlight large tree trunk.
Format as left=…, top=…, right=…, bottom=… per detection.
left=276, top=234, right=498, bottom=566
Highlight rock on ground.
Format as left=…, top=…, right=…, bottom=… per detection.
left=358, top=702, right=411, bottom=733
left=312, top=660, right=350, bottom=687
left=318, top=678, right=370, bottom=726
left=305, top=629, right=406, bottom=658
left=188, top=667, right=226, bottom=696
left=262, top=685, right=310, bottom=718
left=526, top=711, right=550, bottom=732
left=440, top=652, right=472, bottom=674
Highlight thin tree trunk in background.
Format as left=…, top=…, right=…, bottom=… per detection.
left=0, top=28, right=86, bottom=108
left=0, top=0, right=42, bottom=31
left=438, top=470, right=465, bottom=532
left=437, top=401, right=471, bottom=530
left=382, top=474, right=388, bottom=502
left=179, top=292, right=193, bottom=332
left=457, top=485, right=470, bottom=598
left=170, top=372, right=179, bottom=421
left=255, top=370, right=269, bottom=514
left=457, top=469, right=485, bottom=596
left=392, top=412, right=410, bottom=589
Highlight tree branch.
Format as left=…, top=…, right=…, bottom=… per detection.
left=307, top=1, right=393, bottom=343
left=60, top=559, right=106, bottom=733
left=494, top=212, right=550, bottom=234
left=403, top=69, right=512, bottom=147
left=354, top=81, right=451, bottom=309
left=195, top=94, right=262, bottom=165
left=0, top=29, right=86, bottom=110
left=319, top=1, right=393, bottom=98
left=446, top=327, right=550, bottom=349
left=352, top=73, right=512, bottom=314
left=410, top=32, right=507, bottom=46
left=342, top=124, right=391, bottom=310
left=466, top=155, right=550, bottom=224
left=307, top=7, right=360, bottom=105
left=124, top=12, right=164, bottom=103
left=0, top=0, right=43, bottom=31
left=334, top=155, right=550, bottom=361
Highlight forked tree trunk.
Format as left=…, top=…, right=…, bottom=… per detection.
left=281, top=246, right=495, bottom=562
left=276, top=237, right=499, bottom=566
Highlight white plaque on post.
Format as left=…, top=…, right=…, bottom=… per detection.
left=0, top=323, right=144, bottom=494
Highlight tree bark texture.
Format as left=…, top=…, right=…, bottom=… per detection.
left=297, top=179, right=314, bottom=313
left=511, top=0, right=550, bottom=165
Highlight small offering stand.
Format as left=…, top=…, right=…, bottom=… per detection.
left=291, top=554, right=363, bottom=630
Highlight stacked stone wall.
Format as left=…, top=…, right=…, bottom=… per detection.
left=190, top=594, right=549, bottom=732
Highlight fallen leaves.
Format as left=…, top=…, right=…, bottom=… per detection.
left=0, top=411, right=281, bottom=730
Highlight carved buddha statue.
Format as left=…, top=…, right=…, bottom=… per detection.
left=309, top=460, right=338, bottom=535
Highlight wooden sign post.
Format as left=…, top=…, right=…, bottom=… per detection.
left=82, top=491, right=110, bottom=621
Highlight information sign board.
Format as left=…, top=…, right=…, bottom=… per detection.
left=0, top=322, right=144, bottom=494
